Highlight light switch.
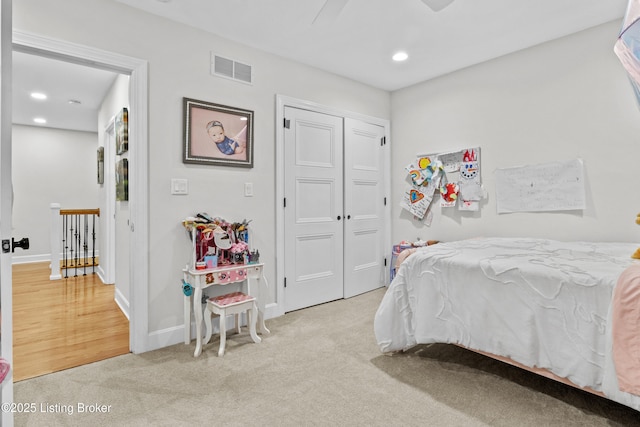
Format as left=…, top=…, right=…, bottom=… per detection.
left=171, top=178, right=189, bottom=195
left=244, top=182, right=254, bottom=197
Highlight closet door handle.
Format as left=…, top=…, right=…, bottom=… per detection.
left=337, top=216, right=342, bottom=220
left=347, top=215, right=351, bottom=219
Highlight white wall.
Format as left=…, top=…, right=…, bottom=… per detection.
left=98, top=74, right=130, bottom=315
left=12, top=124, right=99, bottom=262
left=391, top=20, right=640, bottom=244
left=13, top=0, right=391, bottom=344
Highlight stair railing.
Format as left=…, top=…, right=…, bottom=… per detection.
left=50, top=203, right=100, bottom=279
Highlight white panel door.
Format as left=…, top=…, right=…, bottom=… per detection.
left=284, top=107, right=344, bottom=312
left=343, top=118, right=386, bottom=298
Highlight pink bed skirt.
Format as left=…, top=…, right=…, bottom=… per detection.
left=459, top=345, right=604, bottom=397
left=612, top=263, right=640, bottom=396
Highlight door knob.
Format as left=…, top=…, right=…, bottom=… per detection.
left=12, top=237, right=29, bottom=252
left=337, top=216, right=341, bottom=220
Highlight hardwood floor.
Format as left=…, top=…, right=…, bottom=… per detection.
left=12, top=262, right=130, bottom=382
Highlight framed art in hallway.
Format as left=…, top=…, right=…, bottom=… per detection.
left=183, top=97, right=254, bottom=168
left=97, top=146, right=104, bottom=184
left=116, top=158, right=128, bottom=201
left=115, top=107, right=128, bottom=155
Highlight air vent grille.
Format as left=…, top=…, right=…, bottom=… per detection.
left=211, top=53, right=253, bottom=85
left=214, top=55, right=234, bottom=79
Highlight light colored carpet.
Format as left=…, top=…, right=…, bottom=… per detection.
left=14, top=288, right=640, bottom=426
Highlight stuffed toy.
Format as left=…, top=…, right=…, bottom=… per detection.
left=633, top=213, right=640, bottom=259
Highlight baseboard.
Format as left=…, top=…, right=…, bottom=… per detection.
left=141, top=302, right=281, bottom=353
left=12, top=253, right=62, bottom=279
left=115, top=287, right=130, bottom=321
left=13, top=253, right=101, bottom=267
left=96, top=265, right=106, bottom=284
left=11, top=253, right=51, bottom=264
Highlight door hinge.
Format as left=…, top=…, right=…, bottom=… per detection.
left=284, top=277, right=287, bottom=288
left=284, top=118, right=291, bottom=129
left=380, top=136, right=386, bottom=146
left=384, top=197, right=387, bottom=206
left=283, top=198, right=287, bottom=208
left=384, top=257, right=387, bottom=267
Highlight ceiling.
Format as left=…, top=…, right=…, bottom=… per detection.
left=116, top=0, right=628, bottom=91
left=13, top=0, right=629, bottom=132
left=12, top=51, right=119, bottom=133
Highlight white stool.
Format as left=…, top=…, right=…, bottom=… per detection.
left=203, top=291, right=261, bottom=357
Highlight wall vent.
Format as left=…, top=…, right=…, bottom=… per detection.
left=211, top=53, right=253, bottom=84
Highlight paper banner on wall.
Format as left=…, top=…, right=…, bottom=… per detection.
left=440, top=181, right=459, bottom=207
left=417, top=147, right=480, bottom=174
left=495, top=158, right=586, bottom=214
left=459, top=200, right=480, bottom=211
left=400, top=184, right=436, bottom=219
left=457, top=148, right=482, bottom=209
left=405, top=157, right=443, bottom=187
left=458, top=148, right=485, bottom=212
left=418, top=147, right=482, bottom=209
left=401, top=147, right=483, bottom=218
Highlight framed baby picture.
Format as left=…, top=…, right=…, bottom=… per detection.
left=183, top=97, right=254, bottom=168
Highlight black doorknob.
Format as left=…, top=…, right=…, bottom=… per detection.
left=12, top=237, right=29, bottom=252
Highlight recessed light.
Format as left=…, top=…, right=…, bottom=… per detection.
left=30, top=92, right=47, bottom=100
left=392, top=51, right=409, bottom=62
left=33, top=118, right=47, bottom=124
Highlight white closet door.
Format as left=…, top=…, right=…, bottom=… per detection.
left=343, top=118, right=386, bottom=298
left=284, top=107, right=344, bottom=312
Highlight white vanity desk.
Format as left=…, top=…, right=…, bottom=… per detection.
left=183, top=262, right=270, bottom=357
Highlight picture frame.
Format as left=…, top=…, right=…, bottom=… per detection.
left=116, top=107, right=128, bottom=155
left=183, top=97, right=254, bottom=168
left=97, top=146, right=104, bottom=184
left=116, top=158, right=128, bottom=201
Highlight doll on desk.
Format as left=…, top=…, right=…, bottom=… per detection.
left=183, top=215, right=257, bottom=269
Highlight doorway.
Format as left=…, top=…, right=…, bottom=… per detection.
left=10, top=50, right=129, bottom=378
left=8, top=30, right=150, bottom=362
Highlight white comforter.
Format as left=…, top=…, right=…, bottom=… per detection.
left=374, top=237, right=639, bottom=405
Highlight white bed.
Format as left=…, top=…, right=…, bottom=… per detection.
left=374, top=237, right=640, bottom=412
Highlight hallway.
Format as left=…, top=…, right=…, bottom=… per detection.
left=12, top=262, right=129, bottom=381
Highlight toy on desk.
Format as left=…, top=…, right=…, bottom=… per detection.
left=230, top=241, right=249, bottom=264
left=213, top=226, right=233, bottom=264
left=183, top=214, right=254, bottom=268
left=248, top=249, right=260, bottom=264
left=194, top=225, right=215, bottom=269
left=197, top=212, right=215, bottom=223
left=231, top=219, right=252, bottom=243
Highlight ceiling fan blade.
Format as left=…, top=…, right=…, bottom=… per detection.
left=421, top=0, right=454, bottom=12
left=312, top=0, right=349, bottom=25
